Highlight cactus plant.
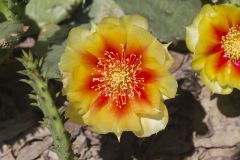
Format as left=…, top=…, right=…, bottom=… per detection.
left=17, top=51, right=74, bottom=160
left=115, top=0, right=201, bottom=41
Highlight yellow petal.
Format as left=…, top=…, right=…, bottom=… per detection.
left=157, top=69, right=177, bottom=99
left=192, top=55, right=206, bottom=71
left=100, top=17, right=121, bottom=26
left=65, top=97, right=94, bottom=125
left=65, top=103, right=84, bottom=124
left=59, top=47, right=81, bottom=73
left=216, top=62, right=231, bottom=87
left=144, top=39, right=173, bottom=69
left=204, top=53, right=219, bottom=80
left=229, top=64, right=240, bottom=89
left=118, top=108, right=142, bottom=134
left=158, top=75, right=177, bottom=99
left=65, top=65, right=89, bottom=92
left=134, top=101, right=168, bottom=137
left=82, top=32, right=106, bottom=57
left=200, top=70, right=233, bottom=94
left=67, top=26, right=91, bottom=52
left=101, top=15, right=148, bottom=30
left=123, top=15, right=148, bottom=30
left=186, top=4, right=216, bottom=52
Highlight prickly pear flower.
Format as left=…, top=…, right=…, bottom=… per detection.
left=59, top=15, right=177, bottom=138
left=186, top=4, right=240, bottom=94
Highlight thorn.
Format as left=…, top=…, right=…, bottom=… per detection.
left=19, top=79, right=30, bottom=84
left=16, top=57, right=22, bottom=63
left=55, top=92, right=61, bottom=98
left=30, top=102, right=38, bottom=107
left=164, top=42, right=172, bottom=49
left=38, top=58, right=43, bottom=68
left=17, top=70, right=28, bottom=76
left=28, top=93, right=36, bottom=100
left=90, top=21, right=97, bottom=33
left=22, top=50, right=28, bottom=58
left=42, top=69, right=48, bottom=79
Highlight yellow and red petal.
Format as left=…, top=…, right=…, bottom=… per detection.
left=125, top=25, right=155, bottom=58
left=83, top=99, right=141, bottom=135
left=139, top=57, right=177, bottom=98
left=131, top=83, right=161, bottom=115
left=195, top=35, right=223, bottom=58
left=66, top=65, right=99, bottom=100
left=198, top=16, right=225, bottom=45
left=204, top=52, right=230, bottom=82
left=81, top=32, right=106, bottom=57
left=215, top=4, right=240, bottom=26
left=96, top=22, right=127, bottom=54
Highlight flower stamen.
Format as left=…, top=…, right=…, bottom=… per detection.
left=91, top=46, right=144, bottom=108
left=222, top=25, right=240, bottom=62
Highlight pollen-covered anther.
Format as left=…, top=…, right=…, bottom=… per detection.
left=91, top=50, right=144, bottom=108
left=222, top=25, right=240, bottom=62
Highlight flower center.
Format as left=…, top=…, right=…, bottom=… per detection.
left=222, top=25, right=240, bottom=62
left=110, top=71, right=129, bottom=87
left=91, top=49, right=144, bottom=108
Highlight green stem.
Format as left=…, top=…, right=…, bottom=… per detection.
left=17, top=52, right=74, bottom=160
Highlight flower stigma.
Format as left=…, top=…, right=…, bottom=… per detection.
left=222, top=25, right=240, bottom=62
left=91, top=46, right=145, bottom=108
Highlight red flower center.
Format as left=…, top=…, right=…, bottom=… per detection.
left=221, top=25, right=240, bottom=62
left=91, top=49, right=145, bottom=108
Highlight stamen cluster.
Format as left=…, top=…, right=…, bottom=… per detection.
left=91, top=49, right=144, bottom=108
left=222, top=25, right=240, bottom=62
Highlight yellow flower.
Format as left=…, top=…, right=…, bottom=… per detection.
left=186, top=4, right=240, bottom=94
left=59, top=15, right=177, bottom=138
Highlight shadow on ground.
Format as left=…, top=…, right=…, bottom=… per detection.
left=215, top=89, right=240, bottom=117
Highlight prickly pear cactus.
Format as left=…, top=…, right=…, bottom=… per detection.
left=115, top=0, right=201, bottom=41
